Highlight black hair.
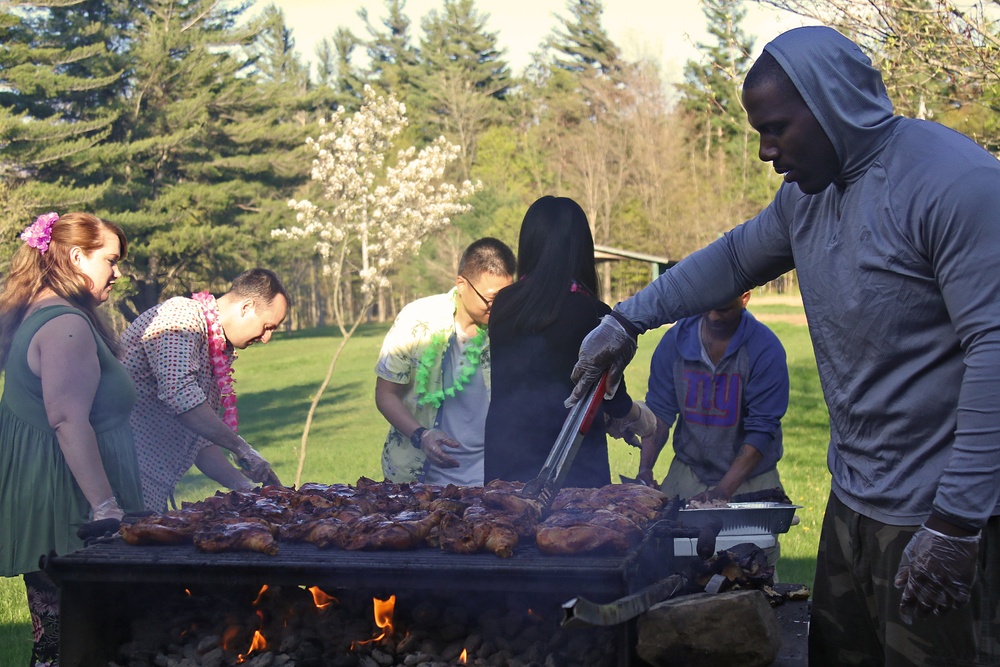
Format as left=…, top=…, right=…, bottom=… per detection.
left=229, top=268, right=289, bottom=306
left=493, top=196, right=599, bottom=334
left=744, top=49, right=802, bottom=101
left=458, top=237, right=516, bottom=279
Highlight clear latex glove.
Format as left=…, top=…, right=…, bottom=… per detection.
left=90, top=495, right=124, bottom=521
left=894, top=525, right=980, bottom=625
left=606, top=401, right=657, bottom=447
left=635, top=469, right=657, bottom=488
left=234, top=440, right=281, bottom=486
left=566, top=315, right=638, bottom=408
left=420, top=428, right=461, bottom=468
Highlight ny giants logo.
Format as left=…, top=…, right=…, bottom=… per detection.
left=682, top=370, right=741, bottom=428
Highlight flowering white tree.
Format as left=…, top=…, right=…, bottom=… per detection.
left=274, top=85, right=480, bottom=485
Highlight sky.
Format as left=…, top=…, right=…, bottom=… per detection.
left=267, top=0, right=816, bottom=84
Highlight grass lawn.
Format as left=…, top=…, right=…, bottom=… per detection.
left=0, top=296, right=828, bottom=664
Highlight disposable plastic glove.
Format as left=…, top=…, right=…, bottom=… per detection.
left=894, top=525, right=980, bottom=625
left=566, top=315, right=638, bottom=408
left=606, top=401, right=657, bottom=447
left=420, top=428, right=461, bottom=468
left=234, top=440, right=282, bottom=486
left=90, top=495, right=124, bottom=521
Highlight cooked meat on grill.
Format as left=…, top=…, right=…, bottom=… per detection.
left=464, top=505, right=519, bottom=558
left=342, top=510, right=444, bottom=551
left=534, top=508, right=644, bottom=555
left=437, top=511, right=482, bottom=554
left=118, top=479, right=668, bottom=558
left=193, top=518, right=279, bottom=556
left=482, top=488, right=544, bottom=521
left=120, top=512, right=204, bottom=545
left=279, top=517, right=352, bottom=549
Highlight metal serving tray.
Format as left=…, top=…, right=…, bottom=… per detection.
left=677, top=502, right=802, bottom=536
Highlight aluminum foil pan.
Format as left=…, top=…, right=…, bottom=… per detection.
left=678, top=502, right=802, bottom=536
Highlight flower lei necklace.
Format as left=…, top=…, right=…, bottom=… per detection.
left=191, top=291, right=238, bottom=432
left=414, top=326, right=488, bottom=409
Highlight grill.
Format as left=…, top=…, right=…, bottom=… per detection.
left=46, top=525, right=680, bottom=667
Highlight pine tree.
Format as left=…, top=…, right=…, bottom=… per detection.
left=95, top=0, right=314, bottom=318
left=359, top=0, right=420, bottom=98
left=0, top=1, right=125, bottom=215
left=412, top=0, right=513, bottom=178
left=677, top=0, right=756, bottom=153
left=549, top=0, right=621, bottom=76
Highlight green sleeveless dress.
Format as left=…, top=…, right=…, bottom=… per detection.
left=0, top=305, right=144, bottom=576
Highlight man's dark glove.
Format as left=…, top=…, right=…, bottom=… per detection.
left=894, top=525, right=980, bottom=625
left=566, top=314, right=638, bottom=408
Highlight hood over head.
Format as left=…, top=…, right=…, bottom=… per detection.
left=763, top=26, right=897, bottom=184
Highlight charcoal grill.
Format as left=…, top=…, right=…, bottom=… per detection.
left=46, top=526, right=679, bottom=667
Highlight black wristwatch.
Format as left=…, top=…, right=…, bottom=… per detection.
left=410, top=427, right=428, bottom=449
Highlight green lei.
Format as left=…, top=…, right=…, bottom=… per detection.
left=413, top=325, right=488, bottom=409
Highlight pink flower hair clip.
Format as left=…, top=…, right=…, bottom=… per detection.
left=20, top=212, right=59, bottom=254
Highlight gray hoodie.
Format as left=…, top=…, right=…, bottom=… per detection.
left=617, top=26, right=1000, bottom=529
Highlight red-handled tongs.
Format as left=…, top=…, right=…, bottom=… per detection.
left=521, top=372, right=609, bottom=510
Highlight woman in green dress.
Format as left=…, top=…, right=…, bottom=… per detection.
left=0, top=212, right=144, bottom=666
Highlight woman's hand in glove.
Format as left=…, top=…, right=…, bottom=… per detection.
left=566, top=314, right=638, bottom=408
left=894, top=524, right=980, bottom=625
left=606, top=401, right=657, bottom=447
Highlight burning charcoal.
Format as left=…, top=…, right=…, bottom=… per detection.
left=403, top=652, right=435, bottom=666
left=395, top=629, right=426, bottom=653
left=417, top=637, right=444, bottom=656
left=196, top=634, right=221, bottom=653
left=464, top=633, right=483, bottom=653
left=487, top=650, right=514, bottom=667
left=357, top=655, right=380, bottom=667
left=441, top=641, right=465, bottom=662
left=439, top=622, right=468, bottom=642
left=501, top=610, right=524, bottom=636
left=477, top=639, right=498, bottom=659
left=200, top=648, right=225, bottom=667
left=369, top=647, right=394, bottom=666
left=411, top=600, right=440, bottom=626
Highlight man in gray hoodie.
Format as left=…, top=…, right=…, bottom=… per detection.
left=569, top=26, right=1000, bottom=666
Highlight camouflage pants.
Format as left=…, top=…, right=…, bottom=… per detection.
left=810, top=491, right=1000, bottom=666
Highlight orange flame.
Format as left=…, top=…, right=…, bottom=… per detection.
left=308, top=585, right=338, bottom=609
left=373, top=595, right=395, bottom=637
left=221, top=625, right=240, bottom=651
left=459, top=648, right=468, bottom=664
left=235, top=610, right=268, bottom=663
left=252, top=584, right=269, bottom=606
left=248, top=629, right=267, bottom=652
left=351, top=595, right=397, bottom=650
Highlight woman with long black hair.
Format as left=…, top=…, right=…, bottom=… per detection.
left=484, top=196, right=654, bottom=488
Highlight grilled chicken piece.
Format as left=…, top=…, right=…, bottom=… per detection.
left=482, top=489, right=543, bottom=521
left=193, top=518, right=279, bottom=556
left=279, top=517, right=352, bottom=549
left=535, top=507, right=643, bottom=555
left=535, top=523, right=632, bottom=555
left=437, top=512, right=483, bottom=554
left=343, top=510, right=443, bottom=551
left=463, top=505, right=519, bottom=558
left=120, top=512, right=204, bottom=545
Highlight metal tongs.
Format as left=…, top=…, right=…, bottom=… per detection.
left=521, top=372, right=609, bottom=510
